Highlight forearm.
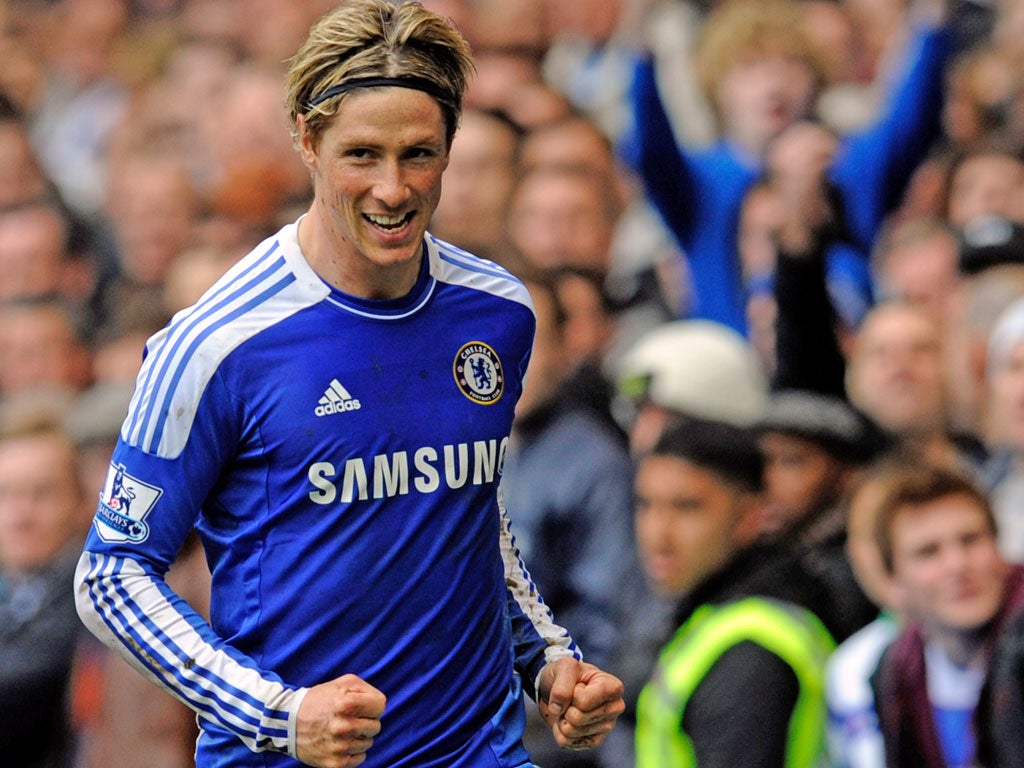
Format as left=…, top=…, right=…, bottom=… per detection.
left=75, top=551, right=307, bottom=756
left=772, top=247, right=846, bottom=396
left=498, top=490, right=580, bottom=697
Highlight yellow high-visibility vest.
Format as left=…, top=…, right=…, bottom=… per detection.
left=636, top=597, right=836, bottom=768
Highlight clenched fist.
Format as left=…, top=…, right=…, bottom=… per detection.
left=295, top=674, right=386, bottom=768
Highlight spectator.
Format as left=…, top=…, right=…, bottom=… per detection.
left=978, top=295, right=1024, bottom=562
left=943, top=264, right=1024, bottom=442
left=0, top=200, right=95, bottom=308
left=0, top=297, right=92, bottom=397
left=846, top=299, right=984, bottom=469
left=461, top=0, right=571, bottom=130
left=613, top=319, right=768, bottom=456
left=754, top=390, right=887, bottom=642
left=944, top=145, right=1024, bottom=230
left=541, top=0, right=635, bottom=141
left=515, top=112, right=678, bottom=364
left=508, top=165, right=621, bottom=276
left=28, top=0, right=130, bottom=218
left=96, top=150, right=199, bottom=330
left=622, top=0, right=953, bottom=333
left=0, top=93, right=49, bottom=208
left=740, top=118, right=874, bottom=379
left=980, top=580, right=1024, bottom=768
left=507, top=163, right=649, bottom=425
left=871, top=461, right=1024, bottom=768
left=942, top=44, right=1024, bottom=157
left=632, top=418, right=835, bottom=768
left=430, top=107, right=524, bottom=264
left=871, top=215, right=963, bottom=327
left=0, top=395, right=88, bottom=768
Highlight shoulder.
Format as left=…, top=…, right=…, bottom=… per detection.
left=121, top=224, right=330, bottom=458
left=679, top=597, right=833, bottom=664
left=425, top=235, right=534, bottom=313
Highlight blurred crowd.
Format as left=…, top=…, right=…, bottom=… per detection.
left=4, top=0, right=1024, bottom=766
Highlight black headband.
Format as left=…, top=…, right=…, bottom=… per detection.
left=306, top=76, right=455, bottom=111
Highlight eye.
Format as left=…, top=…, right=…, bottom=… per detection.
left=405, top=146, right=438, bottom=162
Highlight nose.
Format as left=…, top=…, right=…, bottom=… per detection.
left=373, top=159, right=410, bottom=209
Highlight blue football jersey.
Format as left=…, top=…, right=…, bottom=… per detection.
left=75, top=222, right=580, bottom=767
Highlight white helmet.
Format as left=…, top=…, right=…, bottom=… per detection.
left=615, top=319, right=768, bottom=427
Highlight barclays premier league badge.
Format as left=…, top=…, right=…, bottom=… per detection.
left=94, top=463, right=163, bottom=543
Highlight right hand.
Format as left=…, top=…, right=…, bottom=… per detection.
left=765, top=120, right=840, bottom=252
left=295, top=674, right=386, bottom=768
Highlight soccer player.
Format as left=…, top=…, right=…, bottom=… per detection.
left=73, top=3, right=624, bottom=767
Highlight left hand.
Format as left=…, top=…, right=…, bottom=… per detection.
left=537, top=658, right=625, bottom=751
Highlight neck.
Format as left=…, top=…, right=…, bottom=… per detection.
left=297, top=208, right=422, bottom=300
left=928, top=625, right=989, bottom=668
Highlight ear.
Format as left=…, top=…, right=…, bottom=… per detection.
left=295, top=114, right=318, bottom=171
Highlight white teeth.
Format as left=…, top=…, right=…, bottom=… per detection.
left=366, top=213, right=407, bottom=227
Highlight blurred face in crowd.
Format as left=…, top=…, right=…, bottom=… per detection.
left=888, top=493, right=1007, bottom=635
left=0, top=121, right=47, bottom=209
left=518, top=117, right=615, bottom=178
left=553, top=271, right=616, bottom=368
left=0, top=430, right=81, bottom=573
left=431, top=109, right=519, bottom=254
left=0, top=302, right=91, bottom=394
left=946, top=151, right=1024, bottom=229
left=508, top=168, right=615, bottom=273
left=758, top=432, right=847, bottom=534
left=716, top=50, right=816, bottom=154
left=847, top=303, right=948, bottom=437
left=107, top=155, right=198, bottom=287
left=516, top=281, right=567, bottom=419
left=875, top=224, right=962, bottom=324
left=634, top=455, right=760, bottom=596
left=0, top=205, right=68, bottom=302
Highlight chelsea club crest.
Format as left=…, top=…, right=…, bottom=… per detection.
left=454, top=341, right=504, bottom=405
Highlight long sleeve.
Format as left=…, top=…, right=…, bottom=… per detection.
left=772, top=244, right=847, bottom=397
left=621, top=56, right=701, bottom=247
left=499, top=483, right=581, bottom=699
left=832, top=22, right=953, bottom=252
left=75, top=552, right=307, bottom=755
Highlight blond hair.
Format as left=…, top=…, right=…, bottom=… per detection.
left=284, top=0, right=474, bottom=149
left=695, top=0, right=829, bottom=122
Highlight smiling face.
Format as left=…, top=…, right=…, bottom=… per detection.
left=296, top=87, right=450, bottom=298
left=889, top=493, right=1008, bottom=635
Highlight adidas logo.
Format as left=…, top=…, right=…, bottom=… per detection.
left=315, top=379, right=362, bottom=416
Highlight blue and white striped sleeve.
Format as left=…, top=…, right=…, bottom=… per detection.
left=75, top=551, right=308, bottom=754
left=497, top=483, right=581, bottom=699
